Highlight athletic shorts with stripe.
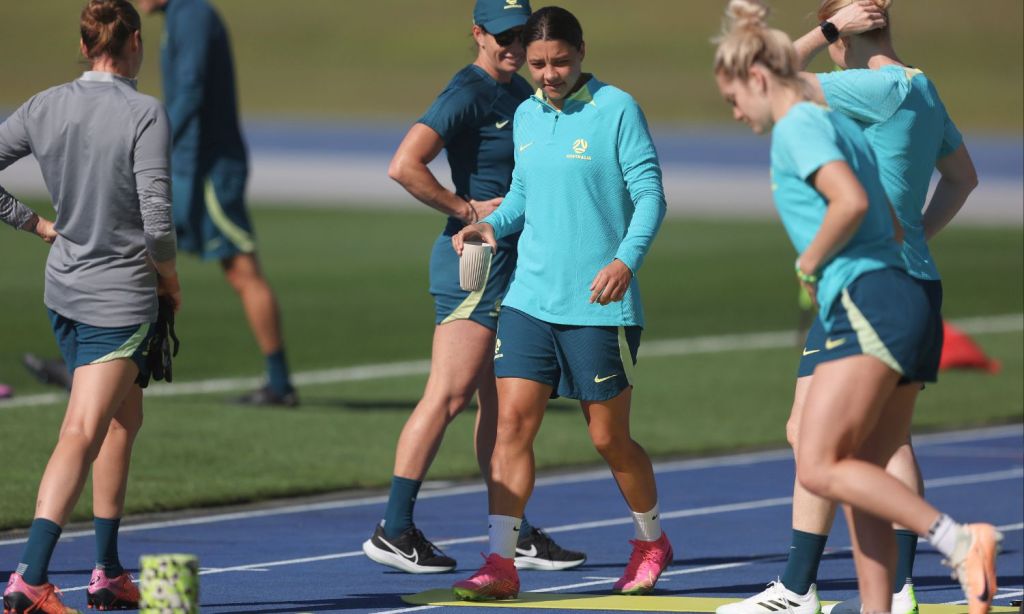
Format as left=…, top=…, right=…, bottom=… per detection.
left=172, top=165, right=256, bottom=261
left=430, top=224, right=517, bottom=331
left=796, top=268, right=941, bottom=383
left=48, top=309, right=156, bottom=386
left=493, top=306, right=641, bottom=402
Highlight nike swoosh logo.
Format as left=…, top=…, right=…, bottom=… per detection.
left=516, top=545, right=538, bottom=557
left=594, top=374, right=618, bottom=383
left=802, top=348, right=820, bottom=356
left=519, top=142, right=534, bottom=152
left=495, top=120, right=510, bottom=129
left=382, top=539, right=418, bottom=563
left=825, top=337, right=847, bottom=350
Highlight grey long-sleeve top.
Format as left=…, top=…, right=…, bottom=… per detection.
left=0, top=71, right=175, bottom=326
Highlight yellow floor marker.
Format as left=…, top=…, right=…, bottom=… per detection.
left=403, top=589, right=1019, bottom=613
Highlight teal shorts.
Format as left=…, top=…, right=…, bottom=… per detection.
left=493, top=307, right=641, bottom=401
left=48, top=309, right=155, bottom=385
left=429, top=221, right=517, bottom=331
left=797, top=269, right=940, bottom=383
left=173, top=169, right=256, bottom=262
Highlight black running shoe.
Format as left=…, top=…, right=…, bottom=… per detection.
left=362, top=524, right=456, bottom=574
left=21, top=353, right=72, bottom=390
left=515, top=527, right=587, bottom=570
left=233, top=385, right=299, bottom=408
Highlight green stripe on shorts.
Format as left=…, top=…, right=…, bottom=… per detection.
left=840, top=287, right=903, bottom=374
left=91, top=325, right=149, bottom=365
left=617, top=326, right=636, bottom=385
left=440, top=251, right=494, bottom=325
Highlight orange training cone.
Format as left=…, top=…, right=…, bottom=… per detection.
left=940, top=321, right=1001, bottom=374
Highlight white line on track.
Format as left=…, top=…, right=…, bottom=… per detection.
left=3, top=314, right=1020, bottom=410
left=374, top=520, right=1024, bottom=614
left=1, top=425, right=1018, bottom=549
left=48, top=469, right=1024, bottom=596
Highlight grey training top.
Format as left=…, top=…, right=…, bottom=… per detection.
left=0, top=71, right=175, bottom=327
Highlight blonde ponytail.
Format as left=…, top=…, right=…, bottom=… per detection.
left=714, top=0, right=799, bottom=82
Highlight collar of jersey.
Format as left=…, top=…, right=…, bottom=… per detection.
left=532, top=74, right=599, bottom=112
left=80, top=71, right=138, bottom=90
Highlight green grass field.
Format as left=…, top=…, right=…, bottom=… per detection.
left=0, top=1, right=1021, bottom=130
left=1, top=205, right=1021, bottom=530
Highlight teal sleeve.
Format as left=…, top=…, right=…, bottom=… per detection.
left=781, top=107, right=846, bottom=182
left=165, top=4, right=213, bottom=147
left=418, top=84, right=487, bottom=145
left=613, top=100, right=666, bottom=273
left=938, top=109, right=963, bottom=158
left=818, top=69, right=905, bottom=124
left=482, top=122, right=526, bottom=238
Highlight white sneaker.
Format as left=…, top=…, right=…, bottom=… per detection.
left=822, top=580, right=919, bottom=614
left=717, top=581, right=821, bottom=614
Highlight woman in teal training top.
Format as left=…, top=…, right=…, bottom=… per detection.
left=450, top=6, right=672, bottom=601
left=364, top=0, right=584, bottom=576
left=712, top=3, right=999, bottom=614
left=718, top=2, right=981, bottom=614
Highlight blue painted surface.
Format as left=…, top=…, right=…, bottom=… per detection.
left=241, top=120, right=1024, bottom=180
left=1, top=428, right=1020, bottom=613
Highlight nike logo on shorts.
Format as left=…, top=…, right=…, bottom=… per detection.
left=594, top=374, right=618, bottom=383
left=496, top=120, right=510, bottom=129
left=825, top=337, right=847, bottom=350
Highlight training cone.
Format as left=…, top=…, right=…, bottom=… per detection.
left=940, top=322, right=1001, bottom=373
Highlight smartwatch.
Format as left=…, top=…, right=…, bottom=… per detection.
left=820, top=20, right=840, bottom=44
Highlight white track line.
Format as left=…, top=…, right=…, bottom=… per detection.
left=1, top=425, right=1018, bottom=548
left=1, top=425, right=1019, bottom=549
left=3, top=314, right=1020, bottom=410
left=48, top=470, right=1024, bottom=596
left=374, top=522, right=1024, bottom=614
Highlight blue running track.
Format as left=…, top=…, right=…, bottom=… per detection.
left=1, top=425, right=1020, bottom=613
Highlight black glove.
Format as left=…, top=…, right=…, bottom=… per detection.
left=137, top=297, right=180, bottom=388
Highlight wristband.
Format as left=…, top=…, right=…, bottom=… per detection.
left=467, top=202, right=479, bottom=224
left=820, top=20, right=840, bottom=44
left=795, top=259, right=819, bottom=284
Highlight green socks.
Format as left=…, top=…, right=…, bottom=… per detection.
left=382, top=476, right=422, bottom=539
left=17, top=518, right=62, bottom=585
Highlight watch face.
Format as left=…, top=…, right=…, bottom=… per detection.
left=820, top=20, right=840, bottom=44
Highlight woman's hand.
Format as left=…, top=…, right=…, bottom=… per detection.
left=452, top=222, right=498, bottom=256
left=589, top=259, right=632, bottom=305
left=467, top=196, right=503, bottom=223
left=831, top=0, right=887, bottom=36
left=25, top=214, right=58, bottom=243
left=157, top=272, right=182, bottom=313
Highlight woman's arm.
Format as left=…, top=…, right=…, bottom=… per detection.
left=388, top=123, right=485, bottom=223
left=793, top=1, right=887, bottom=70
left=796, top=160, right=870, bottom=301
left=134, top=103, right=181, bottom=310
left=922, top=143, right=978, bottom=240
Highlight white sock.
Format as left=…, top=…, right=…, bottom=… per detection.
left=631, top=503, right=662, bottom=541
left=927, top=514, right=962, bottom=559
left=488, top=514, right=521, bottom=559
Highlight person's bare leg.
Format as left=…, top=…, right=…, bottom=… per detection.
left=393, top=320, right=497, bottom=479
left=92, top=385, right=144, bottom=519
left=488, top=378, right=552, bottom=517
left=474, top=358, right=499, bottom=479
left=580, top=388, right=657, bottom=513
left=788, top=375, right=839, bottom=535
left=221, top=253, right=284, bottom=355
left=797, top=357, right=941, bottom=613
left=35, top=360, right=139, bottom=524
